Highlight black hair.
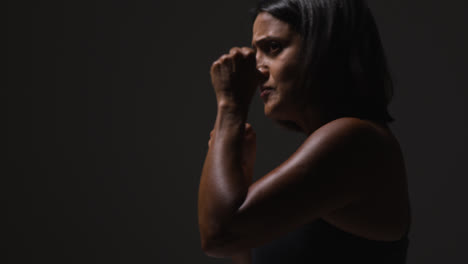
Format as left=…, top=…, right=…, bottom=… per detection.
left=252, top=0, right=395, bottom=123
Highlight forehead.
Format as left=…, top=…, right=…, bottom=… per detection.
left=252, top=12, right=294, bottom=44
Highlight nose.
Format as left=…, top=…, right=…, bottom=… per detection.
left=256, top=55, right=269, bottom=83
left=257, top=65, right=269, bottom=83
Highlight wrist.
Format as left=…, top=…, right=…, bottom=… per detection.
left=215, top=104, right=247, bottom=135
left=217, top=101, right=248, bottom=120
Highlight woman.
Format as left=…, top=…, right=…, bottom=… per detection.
left=198, top=0, right=411, bottom=263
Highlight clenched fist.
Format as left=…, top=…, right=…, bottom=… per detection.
left=210, top=47, right=263, bottom=111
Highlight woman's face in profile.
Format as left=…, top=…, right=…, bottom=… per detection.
left=252, top=12, right=305, bottom=121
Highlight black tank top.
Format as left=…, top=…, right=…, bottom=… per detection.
left=252, top=218, right=410, bottom=264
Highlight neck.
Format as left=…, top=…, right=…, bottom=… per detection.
left=278, top=105, right=339, bottom=135
left=301, top=107, right=336, bottom=135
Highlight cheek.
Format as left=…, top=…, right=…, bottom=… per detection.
left=275, top=46, right=303, bottom=79
left=273, top=60, right=302, bottom=93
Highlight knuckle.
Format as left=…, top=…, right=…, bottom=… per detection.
left=211, top=61, right=219, bottom=67
left=210, top=61, right=220, bottom=71
left=242, top=47, right=255, bottom=56
left=230, top=48, right=244, bottom=60
left=220, top=54, right=232, bottom=62
left=229, top=47, right=240, bottom=54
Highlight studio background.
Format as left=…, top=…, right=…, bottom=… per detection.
left=6, top=0, right=468, bottom=263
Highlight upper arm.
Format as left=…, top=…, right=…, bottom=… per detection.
left=203, top=118, right=385, bottom=257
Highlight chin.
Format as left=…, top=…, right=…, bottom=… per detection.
left=263, top=95, right=282, bottom=115
left=263, top=104, right=276, bottom=120
left=263, top=100, right=289, bottom=121
left=264, top=105, right=304, bottom=133
left=275, top=119, right=304, bottom=132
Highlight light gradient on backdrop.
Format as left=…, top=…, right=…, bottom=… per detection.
left=6, top=0, right=468, bottom=263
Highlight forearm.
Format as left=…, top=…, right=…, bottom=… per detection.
left=198, top=104, right=250, bottom=245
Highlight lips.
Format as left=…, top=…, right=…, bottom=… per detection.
left=260, top=86, right=274, bottom=99
left=259, top=85, right=274, bottom=93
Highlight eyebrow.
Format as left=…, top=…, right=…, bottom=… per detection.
left=251, top=36, right=281, bottom=49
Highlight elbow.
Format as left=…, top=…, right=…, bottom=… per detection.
left=199, top=221, right=223, bottom=256
left=198, top=209, right=246, bottom=257
left=200, top=237, right=222, bottom=258
left=200, top=231, right=236, bottom=258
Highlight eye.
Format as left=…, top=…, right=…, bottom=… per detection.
left=268, top=41, right=282, bottom=55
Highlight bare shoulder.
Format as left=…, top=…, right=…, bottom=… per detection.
left=307, top=117, right=405, bottom=189
left=324, top=117, right=404, bottom=167
left=316, top=118, right=411, bottom=241
left=311, top=116, right=408, bottom=189
left=305, top=117, right=394, bottom=163
left=312, top=117, right=390, bottom=142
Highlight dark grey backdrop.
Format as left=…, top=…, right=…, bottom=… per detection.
left=6, top=0, right=468, bottom=263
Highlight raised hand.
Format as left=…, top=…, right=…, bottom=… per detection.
left=210, top=47, right=262, bottom=112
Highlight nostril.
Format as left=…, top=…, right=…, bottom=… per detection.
left=257, top=65, right=269, bottom=75
left=256, top=68, right=269, bottom=82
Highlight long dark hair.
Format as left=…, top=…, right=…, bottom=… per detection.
left=252, top=0, right=395, bottom=123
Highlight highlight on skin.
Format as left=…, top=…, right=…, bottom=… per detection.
left=198, top=1, right=411, bottom=263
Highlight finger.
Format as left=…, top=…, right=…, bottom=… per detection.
left=210, top=60, right=221, bottom=74
left=244, top=123, right=256, bottom=140
left=220, top=53, right=230, bottom=60
left=240, top=47, right=256, bottom=70
left=245, top=123, right=255, bottom=133
left=229, top=47, right=244, bottom=62
left=240, top=47, right=255, bottom=58
left=218, top=54, right=236, bottom=73
left=230, top=47, right=245, bottom=73
left=229, top=47, right=242, bottom=56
